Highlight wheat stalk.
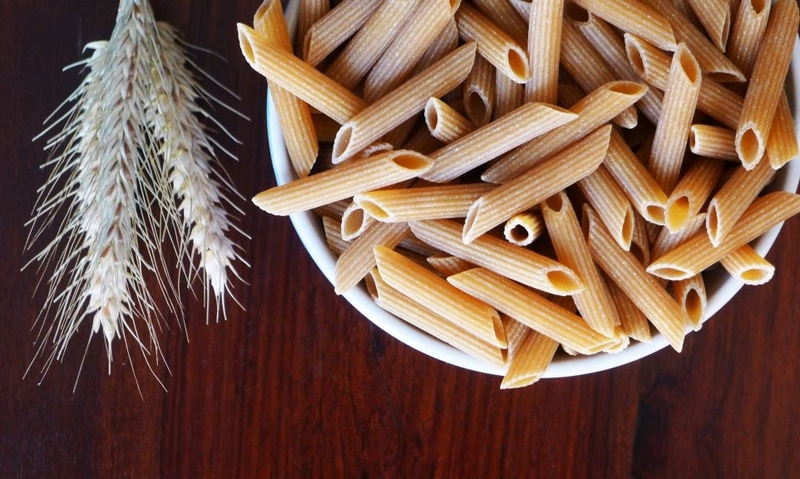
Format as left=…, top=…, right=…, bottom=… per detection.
left=25, top=0, right=246, bottom=385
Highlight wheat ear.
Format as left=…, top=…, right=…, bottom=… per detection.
left=148, top=22, right=249, bottom=321
left=26, top=0, right=177, bottom=382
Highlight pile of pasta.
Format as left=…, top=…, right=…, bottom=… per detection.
left=238, top=0, right=800, bottom=388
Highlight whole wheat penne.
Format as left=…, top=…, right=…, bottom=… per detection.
left=238, top=24, right=368, bottom=124
left=664, top=157, right=724, bottom=233
left=571, top=0, right=677, bottom=51
left=648, top=43, right=702, bottom=194
left=464, top=125, right=611, bottom=242
left=365, top=269, right=507, bottom=368
left=400, top=125, right=443, bottom=155
left=252, top=150, right=433, bottom=215
left=605, top=277, right=652, bottom=343
left=648, top=192, right=800, bottom=280
left=541, top=191, right=620, bottom=337
left=684, top=0, right=731, bottom=51
left=494, top=70, right=525, bottom=119
left=462, top=54, right=496, bottom=126
left=577, top=165, right=636, bottom=250
left=650, top=213, right=707, bottom=261
left=298, top=0, right=329, bottom=52
left=735, top=0, right=799, bottom=168
left=706, top=158, right=775, bottom=245
left=426, top=255, right=475, bottom=277
left=525, top=0, right=564, bottom=102
left=424, top=97, right=475, bottom=143
left=604, top=130, right=669, bottom=225
left=354, top=183, right=495, bottom=222
left=471, top=0, right=529, bottom=46
left=340, top=201, right=374, bottom=241
left=254, top=1, right=318, bottom=178
left=421, top=102, right=577, bottom=183
left=322, top=216, right=349, bottom=255
left=583, top=206, right=686, bottom=352
left=631, top=211, right=652, bottom=266
left=689, top=124, right=738, bottom=161
left=302, top=0, right=382, bottom=66
left=314, top=198, right=349, bottom=221
left=503, top=210, right=545, bottom=246
left=672, top=274, right=707, bottom=331
left=500, top=327, right=559, bottom=389
left=332, top=43, right=476, bottom=163
left=448, top=268, right=618, bottom=355
left=727, top=0, right=771, bottom=77
left=720, top=244, right=775, bottom=285
left=767, top=92, right=800, bottom=169
left=648, top=0, right=745, bottom=82
left=363, top=0, right=453, bottom=102
left=560, top=20, right=639, bottom=129
left=373, top=245, right=507, bottom=347
left=334, top=221, right=409, bottom=294
left=409, top=219, right=584, bottom=295
left=324, top=0, right=419, bottom=90
left=456, top=3, right=530, bottom=84
left=624, top=33, right=743, bottom=129
left=415, top=17, right=461, bottom=75
left=570, top=7, right=663, bottom=125
left=482, top=81, right=647, bottom=184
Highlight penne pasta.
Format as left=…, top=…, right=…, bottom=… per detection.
left=606, top=277, right=652, bottom=343
left=648, top=192, right=800, bottom=280
left=340, top=201, right=373, bottom=241
left=334, top=222, right=409, bottom=294
left=624, top=33, right=743, bottom=129
left=767, top=92, right=800, bottom=169
left=424, top=97, right=475, bottom=143
left=525, top=0, right=564, bottom=102
left=663, top=157, right=724, bottom=233
left=503, top=210, right=545, bottom=247
left=604, top=130, right=669, bottom=226
left=684, top=0, right=731, bottom=51
left=373, top=245, right=507, bottom=348
left=583, top=206, right=686, bottom=352
left=253, top=150, right=433, bottom=215
left=706, top=158, right=775, bottom=246
left=735, top=0, right=799, bottom=168
left=647, top=43, right=702, bottom=194
left=354, top=183, right=495, bottom=223
left=298, top=0, right=329, bottom=53
left=570, top=0, right=677, bottom=51
left=541, top=191, right=620, bottom=337
left=448, top=267, right=618, bottom=355
left=455, top=3, right=530, bottom=84
left=332, top=43, right=476, bottom=163
left=238, top=24, right=368, bottom=124
left=576, top=165, right=636, bottom=251
left=426, top=255, right=475, bottom=277
left=471, top=0, right=528, bottom=46
left=689, top=124, right=738, bottom=161
left=464, top=125, right=611, bottom=242
left=254, top=1, right=318, bottom=178
left=569, top=7, right=663, bottom=125
left=421, top=102, right=578, bottom=183
left=322, top=216, right=349, bottom=255
left=720, top=245, right=775, bottom=285
left=409, top=219, right=584, bottom=295
left=727, top=0, right=771, bottom=77
left=324, top=0, right=419, bottom=90
left=672, top=274, right=707, bottom=331
left=647, top=0, right=745, bottom=82
left=500, top=327, right=559, bottom=389
left=462, top=54, right=496, bottom=126
left=650, top=213, right=707, bottom=261
left=560, top=19, right=639, bottom=129
left=363, top=0, right=453, bottom=102
left=494, top=70, right=525, bottom=119
left=302, top=0, right=382, bottom=67
left=365, top=269, right=507, bottom=368
left=482, top=81, right=647, bottom=184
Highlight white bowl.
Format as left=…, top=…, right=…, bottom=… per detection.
left=266, top=1, right=800, bottom=378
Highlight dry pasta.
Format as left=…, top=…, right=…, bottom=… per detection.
left=424, top=97, right=475, bottom=143
left=302, top=0, right=382, bottom=67
left=354, top=183, right=495, bottom=223
left=525, top=0, right=563, bottom=103
left=720, top=245, right=775, bottom=285
left=570, top=0, right=677, bottom=51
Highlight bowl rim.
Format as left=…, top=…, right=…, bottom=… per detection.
left=266, top=0, right=800, bottom=378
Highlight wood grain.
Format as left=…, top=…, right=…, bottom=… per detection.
left=2, top=2, right=800, bottom=478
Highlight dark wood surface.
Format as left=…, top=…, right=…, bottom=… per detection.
left=3, top=2, right=800, bottom=478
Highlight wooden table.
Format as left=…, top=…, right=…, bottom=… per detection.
left=3, top=2, right=800, bottom=477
